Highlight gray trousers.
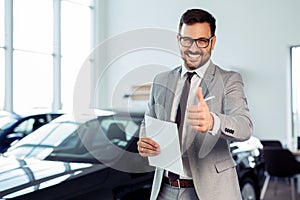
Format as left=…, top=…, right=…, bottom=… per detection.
left=157, top=183, right=199, bottom=200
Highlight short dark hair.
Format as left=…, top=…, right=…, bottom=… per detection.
left=178, top=9, right=216, bottom=37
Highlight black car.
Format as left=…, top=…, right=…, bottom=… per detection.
left=0, top=109, right=263, bottom=200
left=0, top=112, right=62, bottom=152
left=0, top=109, right=154, bottom=200
left=230, top=136, right=265, bottom=200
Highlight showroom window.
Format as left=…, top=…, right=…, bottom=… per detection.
left=13, top=0, right=54, bottom=112
left=61, top=0, right=92, bottom=111
left=0, top=48, right=4, bottom=110
left=291, top=46, right=300, bottom=142
left=0, top=0, right=4, bottom=109
left=1, top=0, right=94, bottom=113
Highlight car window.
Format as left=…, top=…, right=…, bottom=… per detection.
left=98, top=116, right=141, bottom=147
left=58, top=132, right=80, bottom=149
left=13, top=118, right=35, bottom=134
left=100, top=120, right=128, bottom=147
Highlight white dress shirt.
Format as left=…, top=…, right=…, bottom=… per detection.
left=166, top=60, right=221, bottom=179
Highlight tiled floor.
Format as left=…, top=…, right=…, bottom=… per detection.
left=262, top=178, right=300, bottom=200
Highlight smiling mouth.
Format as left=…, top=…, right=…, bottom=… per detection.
left=189, top=53, right=201, bottom=58
left=186, top=52, right=202, bottom=61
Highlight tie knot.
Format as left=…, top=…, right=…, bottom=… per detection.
left=186, top=72, right=196, bottom=82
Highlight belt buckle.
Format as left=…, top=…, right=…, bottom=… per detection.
left=177, top=179, right=181, bottom=188
left=169, top=179, right=181, bottom=188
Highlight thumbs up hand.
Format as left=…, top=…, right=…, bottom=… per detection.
left=187, top=87, right=214, bottom=133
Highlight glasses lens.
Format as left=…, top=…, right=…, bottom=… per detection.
left=196, top=39, right=209, bottom=48
left=180, top=37, right=192, bottom=47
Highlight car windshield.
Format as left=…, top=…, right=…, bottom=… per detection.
left=4, top=123, right=78, bottom=158
left=4, top=114, right=142, bottom=163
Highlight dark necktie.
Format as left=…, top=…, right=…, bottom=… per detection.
left=168, top=71, right=195, bottom=181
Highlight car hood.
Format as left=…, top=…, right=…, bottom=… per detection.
left=0, top=156, right=105, bottom=199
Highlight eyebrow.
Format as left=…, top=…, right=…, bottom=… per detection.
left=179, top=34, right=212, bottom=40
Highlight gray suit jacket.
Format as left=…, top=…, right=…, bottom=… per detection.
left=140, top=61, right=253, bottom=200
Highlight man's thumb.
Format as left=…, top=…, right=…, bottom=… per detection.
left=197, top=87, right=205, bottom=104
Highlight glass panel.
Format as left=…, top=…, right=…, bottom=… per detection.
left=61, top=1, right=91, bottom=111
left=62, top=0, right=92, bottom=7
left=0, top=48, right=4, bottom=109
left=13, top=0, right=53, bottom=53
left=13, top=50, right=53, bottom=113
left=0, top=0, right=4, bottom=47
left=292, top=47, right=300, bottom=141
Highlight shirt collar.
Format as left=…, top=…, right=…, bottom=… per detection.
left=181, top=59, right=211, bottom=78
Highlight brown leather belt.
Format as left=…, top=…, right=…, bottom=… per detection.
left=163, top=176, right=194, bottom=188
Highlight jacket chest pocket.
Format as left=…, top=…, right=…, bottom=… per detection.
left=214, top=158, right=236, bottom=173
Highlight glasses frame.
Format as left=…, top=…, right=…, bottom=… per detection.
left=179, top=34, right=214, bottom=48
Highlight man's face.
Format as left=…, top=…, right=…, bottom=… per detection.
left=178, top=22, right=216, bottom=70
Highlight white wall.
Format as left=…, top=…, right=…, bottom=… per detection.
left=94, top=0, right=300, bottom=145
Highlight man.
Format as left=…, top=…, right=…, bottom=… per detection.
left=137, top=8, right=252, bottom=200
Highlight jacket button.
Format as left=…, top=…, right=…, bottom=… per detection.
left=225, top=128, right=234, bottom=134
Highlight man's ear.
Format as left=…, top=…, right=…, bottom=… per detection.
left=176, top=34, right=181, bottom=42
left=176, top=34, right=181, bottom=47
left=211, top=36, right=217, bottom=50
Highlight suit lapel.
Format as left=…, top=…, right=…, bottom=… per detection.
left=197, top=62, right=220, bottom=158
left=199, top=62, right=215, bottom=98
left=164, top=67, right=181, bottom=121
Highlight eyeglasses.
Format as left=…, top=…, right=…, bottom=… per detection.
left=179, top=35, right=214, bottom=48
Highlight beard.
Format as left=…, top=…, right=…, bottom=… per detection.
left=181, top=47, right=212, bottom=70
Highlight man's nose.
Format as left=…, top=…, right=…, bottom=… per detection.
left=189, top=41, right=200, bottom=51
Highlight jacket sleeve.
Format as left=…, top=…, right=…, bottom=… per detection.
left=139, top=75, right=157, bottom=138
left=216, top=72, right=253, bottom=142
